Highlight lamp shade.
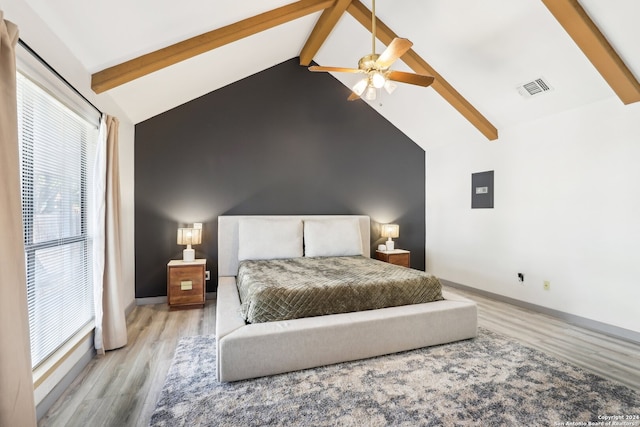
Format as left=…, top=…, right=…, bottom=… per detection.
left=380, top=224, right=399, bottom=239
left=177, top=228, right=202, bottom=246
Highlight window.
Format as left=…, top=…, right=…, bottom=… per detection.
left=16, top=71, right=99, bottom=368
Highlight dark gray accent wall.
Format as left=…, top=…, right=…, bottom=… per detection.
left=135, top=58, right=425, bottom=298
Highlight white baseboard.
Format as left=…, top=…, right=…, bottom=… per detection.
left=443, top=279, right=640, bottom=345
left=125, top=299, right=136, bottom=316
left=135, top=296, right=167, bottom=305
left=36, top=341, right=95, bottom=420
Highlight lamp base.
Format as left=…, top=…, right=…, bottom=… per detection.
left=385, top=240, right=395, bottom=251
left=183, top=248, right=195, bottom=262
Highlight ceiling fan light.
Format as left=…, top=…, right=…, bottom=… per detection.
left=371, top=71, right=386, bottom=89
left=384, top=80, right=397, bottom=94
left=352, top=78, right=368, bottom=96
left=365, top=86, right=377, bottom=101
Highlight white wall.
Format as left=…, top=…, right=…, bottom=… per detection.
left=426, top=97, right=640, bottom=333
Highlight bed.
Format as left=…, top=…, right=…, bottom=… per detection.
left=216, top=215, right=477, bottom=382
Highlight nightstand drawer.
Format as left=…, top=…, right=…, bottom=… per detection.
left=376, top=250, right=410, bottom=268
left=167, top=260, right=206, bottom=309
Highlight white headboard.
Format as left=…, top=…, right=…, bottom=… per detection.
left=218, top=215, right=371, bottom=277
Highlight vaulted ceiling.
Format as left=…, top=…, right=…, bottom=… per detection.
left=9, top=0, right=640, bottom=144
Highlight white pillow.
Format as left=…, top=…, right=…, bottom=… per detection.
left=238, top=218, right=303, bottom=261
left=304, top=218, right=363, bottom=257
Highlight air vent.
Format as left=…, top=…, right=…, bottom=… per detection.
left=518, top=77, right=553, bottom=98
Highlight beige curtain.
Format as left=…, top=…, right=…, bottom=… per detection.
left=94, top=115, right=128, bottom=353
left=0, top=11, right=38, bottom=427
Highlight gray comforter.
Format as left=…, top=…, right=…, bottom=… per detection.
left=237, top=256, right=444, bottom=323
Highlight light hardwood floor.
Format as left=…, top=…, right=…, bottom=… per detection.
left=38, top=286, right=640, bottom=426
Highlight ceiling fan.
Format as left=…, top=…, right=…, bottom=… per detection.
left=308, top=0, right=434, bottom=101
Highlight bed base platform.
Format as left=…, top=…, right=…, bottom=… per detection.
left=216, top=276, right=477, bottom=382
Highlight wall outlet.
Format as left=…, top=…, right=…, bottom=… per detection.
left=205, top=270, right=210, bottom=281
left=543, top=280, right=550, bottom=291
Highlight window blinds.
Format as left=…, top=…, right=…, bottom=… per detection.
left=17, top=72, right=99, bottom=368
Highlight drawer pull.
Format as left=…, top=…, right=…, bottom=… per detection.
left=180, top=280, right=193, bottom=291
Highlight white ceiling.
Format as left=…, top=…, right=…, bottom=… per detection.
left=7, top=0, right=640, bottom=144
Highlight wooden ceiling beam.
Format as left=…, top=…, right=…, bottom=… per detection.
left=541, top=0, right=640, bottom=105
left=91, top=0, right=334, bottom=93
left=299, top=0, right=353, bottom=66
left=346, top=1, right=498, bottom=140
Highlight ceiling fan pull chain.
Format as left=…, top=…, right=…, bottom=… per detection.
left=371, top=0, right=376, bottom=55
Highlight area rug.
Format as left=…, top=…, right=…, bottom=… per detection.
left=149, top=329, right=640, bottom=426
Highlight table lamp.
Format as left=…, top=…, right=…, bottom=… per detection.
left=177, top=227, right=202, bottom=262
left=381, top=224, right=399, bottom=251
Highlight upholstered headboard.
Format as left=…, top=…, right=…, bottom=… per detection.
left=217, top=215, right=371, bottom=277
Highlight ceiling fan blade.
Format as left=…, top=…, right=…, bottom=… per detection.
left=375, top=38, right=413, bottom=69
left=347, top=92, right=361, bottom=101
left=387, top=70, right=435, bottom=87
left=308, top=65, right=363, bottom=73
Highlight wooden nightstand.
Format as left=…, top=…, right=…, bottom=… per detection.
left=167, top=259, right=206, bottom=310
left=376, top=249, right=410, bottom=268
